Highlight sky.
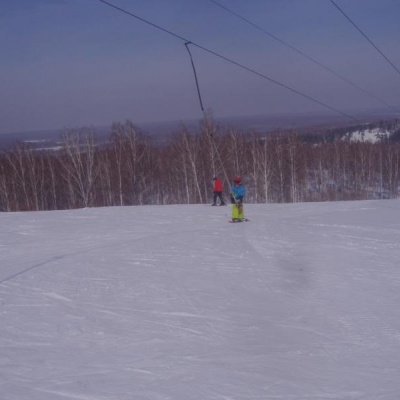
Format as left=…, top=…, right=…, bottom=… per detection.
left=1, top=0, right=400, bottom=134
left=1, top=200, right=400, bottom=399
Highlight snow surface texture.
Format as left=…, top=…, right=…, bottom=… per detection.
left=1, top=201, right=400, bottom=400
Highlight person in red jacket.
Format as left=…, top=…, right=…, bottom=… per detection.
left=212, top=176, right=226, bottom=206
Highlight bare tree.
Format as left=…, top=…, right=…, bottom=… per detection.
left=60, top=129, right=99, bottom=208
left=176, top=125, right=203, bottom=203
left=0, top=157, right=11, bottom=211
left=384, top=143, right=400, bottom=198
left=4, top=144, right=35, bottom=210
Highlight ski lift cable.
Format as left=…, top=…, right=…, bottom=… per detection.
left=210, top=0, right=399, bottom=113
left=96, top=0, right=360, bottom=123
left=184, top=42, right=205, bottom=113
left=329, top=0, right=400, bottom=77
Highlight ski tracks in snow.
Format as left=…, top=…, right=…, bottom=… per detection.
left=1, top=203, right=400, bottom=399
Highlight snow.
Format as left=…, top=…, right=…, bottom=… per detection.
left=346, top=128, right=390, bottom=143
left=1, top=200, right=400, bottom=400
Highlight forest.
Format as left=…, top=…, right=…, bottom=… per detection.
left=1, top=116, right=400, bottom=212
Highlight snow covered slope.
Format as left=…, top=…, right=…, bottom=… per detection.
left=345, top=127, right=390, bottom=143
left=1, top=201, right=400, bottom=399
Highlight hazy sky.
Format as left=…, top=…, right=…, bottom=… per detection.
left=1, top=0, right=399, bottom=134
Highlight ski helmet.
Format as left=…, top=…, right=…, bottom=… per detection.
left=233, top=176, right=242, bottom=183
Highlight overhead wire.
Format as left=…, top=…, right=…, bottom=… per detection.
left=184, top=42, right=205, bottom=112
left=96, top=0, right=360, bottom=122
left=329, top=0, right=400, bottom=77
left=210, top=0, right=398, bottom=113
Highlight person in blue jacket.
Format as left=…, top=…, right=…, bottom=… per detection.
left=230, top=176, right=246, bottom=222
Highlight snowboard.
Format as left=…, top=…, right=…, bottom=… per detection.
left=229, top=218, right=249, bottom=223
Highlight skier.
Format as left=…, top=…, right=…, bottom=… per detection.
left=212, top=176, right=226, bottom=206
left=230, top=176, right=246, bottom=222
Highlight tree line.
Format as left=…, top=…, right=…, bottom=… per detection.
left=1, top=116, right=399, bottom=212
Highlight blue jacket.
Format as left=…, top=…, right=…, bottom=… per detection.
left=231, top=183, right=245, bottom=200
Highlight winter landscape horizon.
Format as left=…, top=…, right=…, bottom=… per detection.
left=1, top=107, right=398, bottom=150
left=1, top=199, right=400, bottom=399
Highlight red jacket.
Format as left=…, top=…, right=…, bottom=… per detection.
left=213, top=178, right=223, bottom=192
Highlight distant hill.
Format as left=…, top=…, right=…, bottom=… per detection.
left=1, top=108, right=398, bottom=150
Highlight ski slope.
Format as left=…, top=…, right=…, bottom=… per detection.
left=1, top=200, right=400, bottom=400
